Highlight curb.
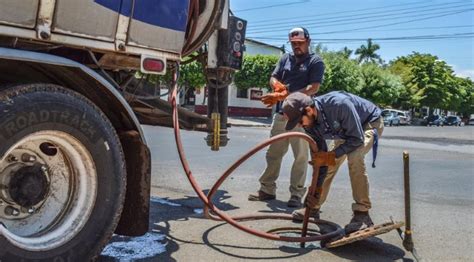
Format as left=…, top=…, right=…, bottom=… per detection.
left=229, top=123, right=271, bottom=127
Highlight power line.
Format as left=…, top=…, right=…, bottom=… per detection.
left=319, top=25, right=474, bottom=33
left=248, top=0, right=469, bottom=28
left=250, top=32, right=474, bottom=41
left=247, top=4, right=473, bottom=34
left=311, top=9, right=474, bottom=35
left=247, top=0, right=435, bottom=24
left=248, top=25, right=474, bottom=38
left=233, top=0, right=310, bottom=13
left=247, top=9, right=474, bottom=38
left=316, top=37, right=474, bottom=44
left=268, top=36, right=473, bottom=48
left=251, top=34, right=474, bottom=47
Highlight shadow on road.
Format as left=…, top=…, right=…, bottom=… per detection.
left=147, top=189, right=239, bottom=261
left=100, top=189, right=412, bottom=261
left=261, top=199, right=300, bottom=214
left=202, top=220, right=412, bottom=261
left=99, top=189, right=238, bottom=261
left=323, top=237, right=413, bottom=262
left=201, top=222, right=314, bottom=260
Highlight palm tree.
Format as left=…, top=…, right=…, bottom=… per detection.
left=341, top=46, right=353, bottom=59
left=355, top=38, right=382, bottom=64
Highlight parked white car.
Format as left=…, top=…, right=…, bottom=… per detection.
left=381, top=109, right=411, bottom=125
left=469, top=114, right=474, bottom=125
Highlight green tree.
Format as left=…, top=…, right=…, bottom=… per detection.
left=355, top=38, right=382, bottom=64
left=234, top=55, right=279, bottom=90
left=340, top=46, right=353, bottom=59
left=388, top=57, right=422, bottom=108
left=314, top=43, right=328, bottom=55
left=452, top=76, right=474, bottom=117
left=319, top=51, right=361, bottom=94
left=148, top=60, right=206, bottom=89
left=178, top=61, right=206, bottom=89
left=359, top=63, right=403, bottom=107
left=389, top=52, right=456, bottom=110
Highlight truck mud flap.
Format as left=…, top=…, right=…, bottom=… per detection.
left=326, top=221, right=404, bottom=248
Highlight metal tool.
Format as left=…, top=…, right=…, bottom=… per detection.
left=395, top=151, right=422, bottom=261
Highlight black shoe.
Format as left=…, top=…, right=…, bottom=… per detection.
left=248, top=190, right=276, bottom=201
left=287, top=195, right=302, bottom=207
left=344, top=211, right=374, bottom=234
left=292, top=208, right=320, bottom=221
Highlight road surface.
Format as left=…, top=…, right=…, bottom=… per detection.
left=100, top=125, right=474, bottom=261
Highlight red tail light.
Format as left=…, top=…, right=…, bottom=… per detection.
left=141, top=56, right=166, bottom=75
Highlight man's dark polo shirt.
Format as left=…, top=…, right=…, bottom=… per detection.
left=271, top=52, right=325, bottom=93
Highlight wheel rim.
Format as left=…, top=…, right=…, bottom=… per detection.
left=0, top=131, right=97, bottom=251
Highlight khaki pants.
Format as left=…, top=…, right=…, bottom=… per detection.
left=259, top=113, right=309, bottom=198
left=315, top=117, right=384, bottom=212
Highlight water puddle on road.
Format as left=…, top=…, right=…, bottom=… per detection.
left=100, top=233, right=167, bottom=261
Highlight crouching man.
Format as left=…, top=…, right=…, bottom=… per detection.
left=282, top=91, right=383, bottom=233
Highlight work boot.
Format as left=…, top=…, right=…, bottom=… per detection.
left=291, top=207, right=320, bottom=221
left=344, top=211, right=374, bottom=234
left=248, top=190, right=276, bottom=201
left=287, top=195, right=302, bottom=208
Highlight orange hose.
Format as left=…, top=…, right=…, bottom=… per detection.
left=170, top=68, right=344, bottom=243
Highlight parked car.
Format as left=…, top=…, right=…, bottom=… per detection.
left=382, top=110, right=400, bottom=126
left=444, top=116, right=464, bottom=126
left=426, top=114, right=445, bottom=126
left=468, top=114, right=474, bottom=125
left=382, top=109, right=411, bottom=125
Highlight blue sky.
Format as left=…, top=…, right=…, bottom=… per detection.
left=230, top=0, right=474, bottom=78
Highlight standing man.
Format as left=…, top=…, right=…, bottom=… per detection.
left=248, top=27, right=325, bottom=207
left=282, top=91, right=383, bottom=233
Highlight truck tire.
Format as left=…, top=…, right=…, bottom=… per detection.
left=0, top=84, right=126, bottom=261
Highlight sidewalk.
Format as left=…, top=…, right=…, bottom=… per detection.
left=227, top=116, right=272, bottom=127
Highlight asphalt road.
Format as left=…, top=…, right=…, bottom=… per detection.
left=100, top=125, right=474, bottom=261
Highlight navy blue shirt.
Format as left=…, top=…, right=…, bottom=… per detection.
left=306, top=91, right=381, bottom=158
left=272, top=52, right=325, bottom=93
left=272, top=52, right=324, bottom=112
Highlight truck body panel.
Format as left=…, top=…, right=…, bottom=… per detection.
left=0, top=0, right=219, bottom=62
left=53, top=0, right=120, bottom=41
left=0, top=0, right=39, bottom=29
left=0, top=0, right=245, bottom=259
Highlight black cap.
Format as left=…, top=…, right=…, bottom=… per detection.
left=282, top=92, right=314, bottom=130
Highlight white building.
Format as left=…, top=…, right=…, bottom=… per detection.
left=194, top=39, right=284, bottom=117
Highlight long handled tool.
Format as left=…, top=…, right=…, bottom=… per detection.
left=396, top=151, right=422, bottom=261
left=300, top=151, right=322, bottom=248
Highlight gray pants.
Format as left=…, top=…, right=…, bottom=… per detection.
left=259, top=113, right=309, bottom=198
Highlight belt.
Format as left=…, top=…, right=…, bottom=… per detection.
left=370, top=116, right=381, bottom=123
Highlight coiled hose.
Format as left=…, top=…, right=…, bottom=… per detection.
left=169, top=68, right=344, bottom=244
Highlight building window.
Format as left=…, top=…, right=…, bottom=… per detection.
left=250, top=89, right=263, bottom=100
left=236, top=88, right=248, bottom=98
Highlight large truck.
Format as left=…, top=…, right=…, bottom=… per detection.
left=0, top=0, right=246, bottom=260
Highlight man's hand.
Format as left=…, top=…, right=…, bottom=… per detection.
left=272, top=80, right=287, bottom=93
left=310, top=151, right=336, bottom=166
left=305, top=194, right=319, bottom=209
left=261, top=89, right=288, bottom=107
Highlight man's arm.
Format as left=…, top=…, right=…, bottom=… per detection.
left=300, top=82, right=320, bottom=96
left=269, top=76, right=284, bottom=90
left=300, top=58, right=324, bottom=96
left=333, top=103, right=365, bottom=158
